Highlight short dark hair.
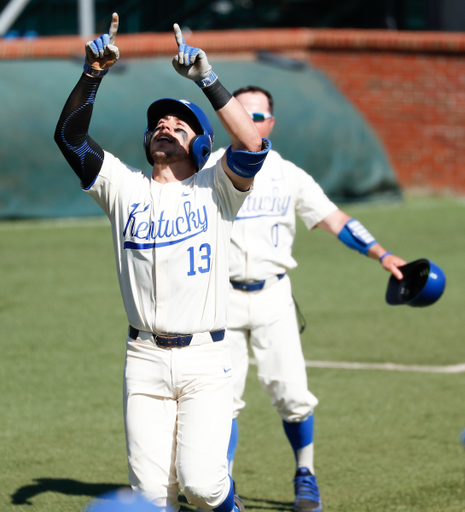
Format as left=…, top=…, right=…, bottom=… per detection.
left=232, top=85, right=274, bottom=114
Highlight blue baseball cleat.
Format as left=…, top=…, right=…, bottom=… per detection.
left=293, top=467, right=322, bottom=512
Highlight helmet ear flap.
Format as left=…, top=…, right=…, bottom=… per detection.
left=190, top=134, right=212, bottom=170
left=144, top=128, right=154, bottom=166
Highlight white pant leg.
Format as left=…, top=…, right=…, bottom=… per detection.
left=227, top=286, right=252, bottom=418
left=175, top=340, right=233, bottom=508
left=124, top=338, right=234, bottom=511
left=226, top=328, right=250, bottom=418
left=123, top=339, right=179, bottom=512
left=249, top=276, right=318, bottom=422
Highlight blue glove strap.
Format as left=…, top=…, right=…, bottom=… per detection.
left=226, top=138, right=272, bottom=178
left=338, top=218, right=377, bottom=256
left=195, top=71, right=218, bottom=88
left=83, top=61, right=108, bottom=77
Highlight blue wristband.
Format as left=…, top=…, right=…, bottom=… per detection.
left=83, top=61, right=108, bottom=77
left=337, top=218, right=377, bottom=256
left=379, top=251, right=392, bottom=262
left=195, top=71, right=218, bottom=89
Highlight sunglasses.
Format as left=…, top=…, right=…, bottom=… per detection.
left=247, top=111, right=274, bottom=122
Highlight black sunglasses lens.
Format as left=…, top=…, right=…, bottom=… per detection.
left=252, top=113, right=265, bottom=121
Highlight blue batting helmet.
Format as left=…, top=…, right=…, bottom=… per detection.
left=144, top=98, right=214, bottom=170
left=386, top=258, right=446, bottom=307
left=85, top=489, right=159, bottom=512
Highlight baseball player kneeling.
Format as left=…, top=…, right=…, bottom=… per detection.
left=54, top=15, right=270, bottom=512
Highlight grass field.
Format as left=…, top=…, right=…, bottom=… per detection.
left=1, top=196, right=464, bottom=511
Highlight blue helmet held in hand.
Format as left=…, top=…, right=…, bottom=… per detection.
left=386, top=258, right=446, bottom=307
left=144, top=98, right=214, bottom=170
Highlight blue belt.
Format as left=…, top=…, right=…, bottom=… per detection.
left=230, top=273, right=285, bottom=292
left=128, top=325, right=225, bottom=347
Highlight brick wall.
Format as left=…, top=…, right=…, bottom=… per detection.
left=302, top=32, right=465, bottom=195
left=3, top=28, right=465, bottom=194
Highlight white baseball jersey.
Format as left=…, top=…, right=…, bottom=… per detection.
left=86, top=151, right=250, bottom=335
left=208, top=148, right=338, bottom=281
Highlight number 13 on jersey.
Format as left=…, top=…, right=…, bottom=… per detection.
left=187, top=243, right=212, bottom=275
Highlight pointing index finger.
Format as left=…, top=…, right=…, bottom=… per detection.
left=108, top=12, right=119, bottom=44
left=173, top=23, right=185, bottom=47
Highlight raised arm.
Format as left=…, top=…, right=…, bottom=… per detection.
left=54, top=13, right=120, bottom=188
left=171, top=24, right=270, bottom=190
left=317, top=209, right=407, bottom=279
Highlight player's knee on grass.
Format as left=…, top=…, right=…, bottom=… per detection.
left=181, top=477, right=230, bottom=509
left=128, top=465, right=179, bottom=511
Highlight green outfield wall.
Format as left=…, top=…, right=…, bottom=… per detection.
left=0, top=55, right=401, bottom=219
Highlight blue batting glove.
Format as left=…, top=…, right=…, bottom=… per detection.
left=171, top=23, right=217, bottom=88
left=87, top=33, right=111, bottom=59
left=84, top=13, right=120, bottom=77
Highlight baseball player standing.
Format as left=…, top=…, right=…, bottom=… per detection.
left=207, top=86, right=406, bottom=512
left=54, top=17, right=270, bottom=512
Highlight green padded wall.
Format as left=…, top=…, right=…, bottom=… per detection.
left=0, top=55, right=401, bottom=219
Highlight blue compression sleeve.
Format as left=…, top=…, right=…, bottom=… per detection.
left=54, top=74, right=105, bottom=188
left=337, top=218, right=377, bottom=256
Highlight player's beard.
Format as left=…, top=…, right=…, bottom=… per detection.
left=151, top=145, right=190, bottom=166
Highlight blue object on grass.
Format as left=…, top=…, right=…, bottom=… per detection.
left=85, top=489, right=158, bottom=511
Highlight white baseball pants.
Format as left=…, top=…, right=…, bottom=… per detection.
left=123, top=336, right=234, bottom=512
left=227, top=274, right=318, bottom=422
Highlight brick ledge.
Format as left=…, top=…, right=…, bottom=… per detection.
left=2, top=28, right=465, bottom=60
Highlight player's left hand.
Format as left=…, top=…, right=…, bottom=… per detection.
left=171, top=23, right=213, bottom=82
left=380, top=253, right=407, bottom=280
left=84, top=12, right=120, bottom=77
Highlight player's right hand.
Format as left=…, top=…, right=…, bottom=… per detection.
left=380, top=252, right=406, bottom=280
left=84, top=12, right=120, bottom=77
